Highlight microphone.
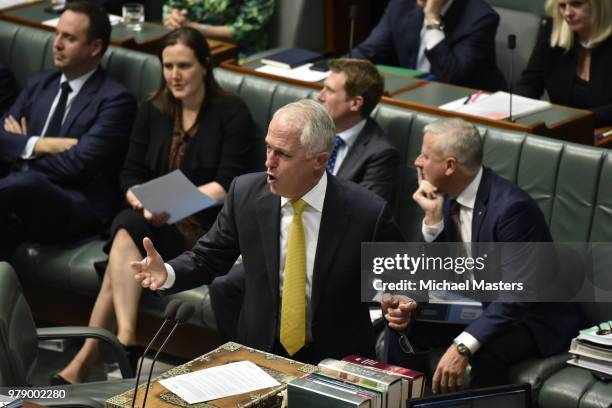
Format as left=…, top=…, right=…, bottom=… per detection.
left=507, top=34, right=517, bottom=122
left=141, top=303, right=195, bottom=408
left=348, top=4, right=358, bottom=58
left=130, top=299, right=181, bottom=408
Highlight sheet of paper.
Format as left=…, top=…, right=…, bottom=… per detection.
left=159, top=361, right=281, bottom=404
left=130, top=169, right=218, bottom=224
left=43, top=13, right=122, bottom=26
left=439, top=91, right=551, bottom=120
left=256, top=63, right=329, bottom=82
left=0, top=0, right=29, bottom=10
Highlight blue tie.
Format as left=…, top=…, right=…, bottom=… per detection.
left=327, top=135, right=345, bottom=174
left=45, top=81, right=72, bottom=136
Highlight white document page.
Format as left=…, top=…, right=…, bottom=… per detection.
left=130, top=170, right=218, bottom=224
left=439, top=91, right=551, bottom=120
left=256, top=63, right=330, bottom=82
left=159, top=361, right=281, bottom=404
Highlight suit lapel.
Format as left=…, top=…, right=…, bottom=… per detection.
left=60, top=68, right=103, bottom=136
left=336, top=119, right=374, bottom=180
left=472, top=169, right=491, bottom=242
left=406, top=8, right=424, bottom=68
left=255, top=188, right=282, bottom=312
left=30, top=75, right=61, bottom=136
left=311, top=177, right=350, bottom=317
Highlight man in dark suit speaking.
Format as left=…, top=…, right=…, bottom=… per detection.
left=0, top=1, right=136, bottom=252
left=351, top=0, right=506, bottom=91
left=208, top=59, right=401, bottom=342
left=383, top=118, right=582, bottom=392
left=133, top=100, right=403, bottom=363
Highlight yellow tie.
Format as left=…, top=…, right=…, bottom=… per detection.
left=280, top=199, right=308, bottom=356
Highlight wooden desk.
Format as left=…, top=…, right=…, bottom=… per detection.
left=221, top=60, right=595, bottom=146
left=0, top=0, right=238, bottom=63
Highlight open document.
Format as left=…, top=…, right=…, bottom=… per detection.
left=130, top=170, right=218, bottom=224
left=439, top=91, right=551, bottom=120
left=159, top=361, right=281, bottom=404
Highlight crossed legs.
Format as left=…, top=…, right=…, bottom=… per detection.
left=57, top=229, right=143, bottom=383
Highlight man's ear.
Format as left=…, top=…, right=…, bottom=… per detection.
left=444, top=157, right=458, bottom=176
left=350, top=95, right=364, bottom=113
left=314, top=151, right=331, bottom=170
left=89, top=38, right=103, bottom=58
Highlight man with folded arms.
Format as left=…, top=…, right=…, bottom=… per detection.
left=383, top=118, right=582, bottom=392
left=133, top=100, right=403, bottom=363
left=0, top=1, right=136, bottom=255
left=351, top=0, right=506, bottom=91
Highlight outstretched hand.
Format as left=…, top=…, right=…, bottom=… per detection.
left=132, top=237, right=168, bottom=290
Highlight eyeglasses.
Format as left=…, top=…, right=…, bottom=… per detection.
left=596, top=322, right=612, bottom=335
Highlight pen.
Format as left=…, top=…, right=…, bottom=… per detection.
left=595, top=129, right=612, bottom=141
left=463, top=90, right=484, bottom=105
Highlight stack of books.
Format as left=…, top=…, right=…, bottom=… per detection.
left=567, top=321, right=612, bottom=376
left=287, top=356, right=424, bottom=407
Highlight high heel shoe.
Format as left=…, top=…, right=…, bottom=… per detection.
left=123, top=344, right=146, bottom=374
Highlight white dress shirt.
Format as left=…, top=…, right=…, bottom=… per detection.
left=331, top=119, right=367, bottom=175
left=22, top=68, right=98, bottom=159
left=164, top=173, right=328, bottom=341
left=416, top=0, right=455, bottom=73
left=421, top=166, right=483, bottom=354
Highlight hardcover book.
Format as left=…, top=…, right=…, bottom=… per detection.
left=288, top=375, right=375, bottom=408
left=317, top=359, right=403, bottom=408
left=342, top=355, right=425, bottom=399
left=261, top=48, right=323, bottom=69
left=106, top=342, right=316, bottom=408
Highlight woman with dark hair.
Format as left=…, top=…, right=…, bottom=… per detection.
left=53, top=27, right=255, bottom=384
left=516, top=0, right=612, bottom=128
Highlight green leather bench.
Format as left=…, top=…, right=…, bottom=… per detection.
left=2, top=22, right=611, bottom=407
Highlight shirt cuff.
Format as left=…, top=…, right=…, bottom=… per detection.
left=422, top=219, right=444, bottom=242
left=21, top=136, right=39, bottom=159
left=423, top=28, right=445, bottom=50
left=161, top=263, right=176, bottom=289
left=455, top=331, right=481, bottom=355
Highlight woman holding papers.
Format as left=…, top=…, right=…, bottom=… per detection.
left=53, top=27, right=255, bottom=385
left=516, top=0, right=612, bottom=127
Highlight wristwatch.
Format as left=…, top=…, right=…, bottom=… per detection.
left=425, top=21, right=445, bottom=31
left=453, top=340, right=472, bottom=357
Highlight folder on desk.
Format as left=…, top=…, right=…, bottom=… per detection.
left=261, top=48, right=323, bottom=69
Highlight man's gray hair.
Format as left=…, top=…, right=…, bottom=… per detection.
left=424, top=118, right=483, bottom=169
left=275, top=99, right=336, bottom=155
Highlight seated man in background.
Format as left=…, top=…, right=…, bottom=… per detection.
left=0, top=1, right=136, bottom=256
left=133, top=99, right=404, bottom=364
left=383, top=118, right=582, bottom=392
left=0, top=64, right=17, bottom=115
left=210, top=58, right=401, bottom=341
left=163, top=0, right=275, bottom=58
left=351, top=0, right=507, bottom=91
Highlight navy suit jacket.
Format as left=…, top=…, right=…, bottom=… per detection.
left=167, top=172, right=404, bottom=362
left=352, top=0, right=506, bottom=91
left=435, top=168, right=582, bottom=355
left=0, top=68, right=136, bottom=225
left=336, top=118, right=400, bottom=204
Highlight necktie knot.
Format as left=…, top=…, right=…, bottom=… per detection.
left=61, top=82, right=72, bottom=94
left=290, top=198, right=307, bottom=217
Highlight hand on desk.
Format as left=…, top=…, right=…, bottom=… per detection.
left=132, top=237, right=168, bottom=290
left=432, top=345, right=469, bottom=394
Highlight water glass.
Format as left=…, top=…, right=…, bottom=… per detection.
left=122, top=3, right=145, bottom=32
